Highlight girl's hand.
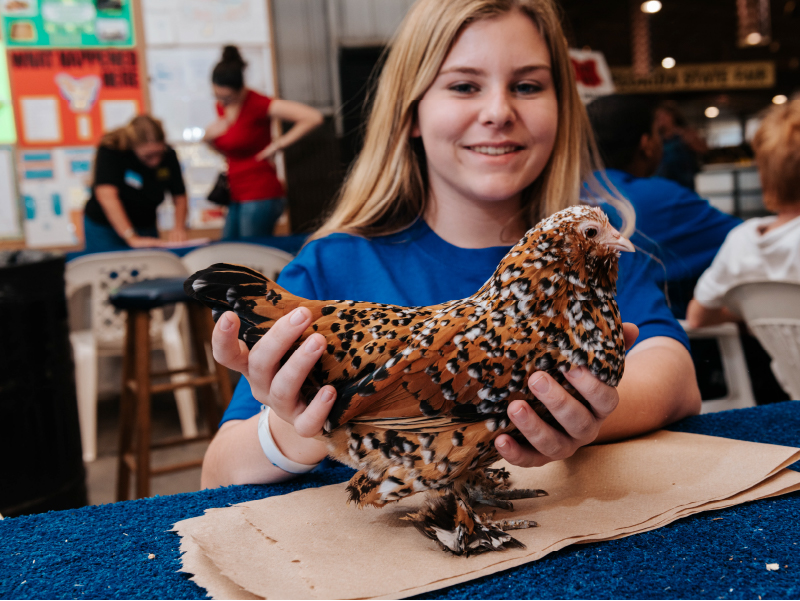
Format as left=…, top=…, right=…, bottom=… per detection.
left=204, top=118, right=230, bottom=141
left=254, top=142, right=280, bottom=162
left=211, top=308, right=337, bottom=438
left=495, top=323, right=639, bottom=467
left=127, top=235, right=164, bottom=248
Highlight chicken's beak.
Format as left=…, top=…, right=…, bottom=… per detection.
left=603, top=229, right=635, bottom=253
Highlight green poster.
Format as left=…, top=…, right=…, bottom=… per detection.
left=0, top=42, right=16, bottom=144
left=1, top=0, right=134, bottom=48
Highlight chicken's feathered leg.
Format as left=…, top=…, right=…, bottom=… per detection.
left=404, top=488, right=537, bottom=555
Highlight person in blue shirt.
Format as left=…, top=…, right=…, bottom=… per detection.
left=587, top=94, right=741, bottom=318
left=200, top=0, right=701, bottom=489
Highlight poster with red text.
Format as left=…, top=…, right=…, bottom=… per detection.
left=8, top=48, right=144, bottom=147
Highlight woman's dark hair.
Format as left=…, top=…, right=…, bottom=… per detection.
left=212, top=45, right=247, bottom=90
left=587, top=94, right=657, bottom=171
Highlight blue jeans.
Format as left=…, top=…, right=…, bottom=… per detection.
left=222, top=198, right=286, bottom=241
left=83, top=215, right=159, bottom=254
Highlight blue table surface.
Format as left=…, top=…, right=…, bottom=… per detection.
left=2, top=401, right=799, bottom=600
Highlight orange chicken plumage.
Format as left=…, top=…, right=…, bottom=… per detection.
left=186, top=205, right=634, bottom=554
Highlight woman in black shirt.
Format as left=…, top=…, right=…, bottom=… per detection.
left=83, top=115, right=188, bottom=253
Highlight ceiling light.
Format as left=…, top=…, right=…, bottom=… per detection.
left=773, top=94, right=788, bottom=105
left=746, top=32, right=763, bottom=45
left=641, top=1, right=662, bottom=13
left=705, top=106, right=720, bottom=118
left=661, top=57, right=676, bottom=69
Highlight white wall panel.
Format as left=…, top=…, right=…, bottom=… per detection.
left=338, top=0, right=376, bottom=42
left=372, top=0, right=412, bottom=40
left=272, top=0, right=333, bottom=108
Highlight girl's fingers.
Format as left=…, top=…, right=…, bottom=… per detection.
left=563, top=367, right=620, bottom=421
left=266, top=332, right=327, bottom=421
left=505, top=397, right=574, bottom=462
left=521, top=370, right=602, bottom=443
left=494, top=432, right=554, bottom=468
left=211, top=312, right=251, bottom=378
left=247, top=307, right=314, bottom=398
left=293, top=385, right=337, bottom=438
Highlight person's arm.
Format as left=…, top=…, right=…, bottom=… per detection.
left=164, top=149, right=189, bottom=243
left=685, top=298, right=740, bottom=328
left=168, top=193, right=189, bottom=243
left=94, top=184, right=163, bottom=248
left=203, top=118, right=231, bottom=143
left=201, top=309, right=334, bottom=488
left=254, top=99, right=324, bottom=162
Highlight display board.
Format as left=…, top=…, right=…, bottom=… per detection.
left=8, top=48, right=144, bottom=147
left=141, top=0, right=269, bottom=46
left=0, top=0, right=135, bottom=48
left=0, top=145, right=21, bottom=237
left=0, top=42, right=17, bottom=143
left=18, top=145, right=92, bottom=246
left=147, top=46, right=274, bottom=143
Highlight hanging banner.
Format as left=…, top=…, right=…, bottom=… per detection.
left=569, top=49, right=615, bottom=104
left=1, top=0, right=135, bottom=48
left=611, top=61, right=776, bottom=94
left=8, top=48, right=144, bottom=147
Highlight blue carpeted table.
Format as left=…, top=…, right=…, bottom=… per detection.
left=2, top=401, right=799, bottom=600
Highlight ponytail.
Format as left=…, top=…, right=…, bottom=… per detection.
left=212, top=45, right=247, bottom=90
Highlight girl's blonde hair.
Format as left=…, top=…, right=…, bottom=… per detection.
left=752, top=98, right=800, bottom=211
left=312, top=0, right=633, bottom=242
left=100, top=114, right=165, bottom=152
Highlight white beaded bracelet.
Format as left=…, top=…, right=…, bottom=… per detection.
left=257, top=407, right=321, bottom=474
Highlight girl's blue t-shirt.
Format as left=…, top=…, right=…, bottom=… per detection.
left=221, top=218, right=688, bottom=424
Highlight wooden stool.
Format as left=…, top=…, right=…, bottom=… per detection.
left=109, top=277, right=233, bottom=501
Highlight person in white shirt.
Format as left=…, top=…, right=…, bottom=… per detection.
left=687, top=98, right=800, bottom=328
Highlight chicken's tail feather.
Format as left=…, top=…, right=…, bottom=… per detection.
left=184, top=262, right=290, bottom=348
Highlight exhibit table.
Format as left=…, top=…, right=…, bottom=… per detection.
left=1, top=401, right=799, bottom=599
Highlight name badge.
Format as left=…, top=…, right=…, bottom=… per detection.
left=124, top=169, right=143, bottom=189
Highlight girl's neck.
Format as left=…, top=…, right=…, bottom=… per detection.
left=423, top=189, right=527, bottom=249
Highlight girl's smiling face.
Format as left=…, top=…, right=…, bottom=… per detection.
left=414, top=9, right=559, bottom=211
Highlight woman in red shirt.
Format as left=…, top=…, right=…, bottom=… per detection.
left=204, top=46, right=323, bottom=240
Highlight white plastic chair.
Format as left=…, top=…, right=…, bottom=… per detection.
left=723, top=281, right=800, bottom=400
left=181, top=242, right=294, bottom=281
left=65, top=250, right=198, bottom=462
left=680, top=320, right=756, bottom=413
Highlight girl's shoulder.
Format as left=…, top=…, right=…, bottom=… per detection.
left=245, top=89, right=272, bottom=110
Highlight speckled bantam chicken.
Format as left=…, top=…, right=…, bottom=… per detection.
left=185, top=205, right=635, bottom=555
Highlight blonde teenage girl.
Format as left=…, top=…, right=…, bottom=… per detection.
left=201, top=0, right=701, bottom=488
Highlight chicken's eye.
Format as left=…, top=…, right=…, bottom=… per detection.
left=585, top=227, right=598, bottom=239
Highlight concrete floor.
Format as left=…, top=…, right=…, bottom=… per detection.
left=84, top=394, right=210, bottom=506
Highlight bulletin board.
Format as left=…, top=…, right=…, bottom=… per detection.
left=17, top=145, right=93, bottom=246
left=0, top=145, right=21, bottom=237
left=0, top=42, right=16, bottom=143
left=141, top=0, right=270, bottom=46
left=7, top=48, right=144, bottom=147
left=0, top=0, right=135, bottom=48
